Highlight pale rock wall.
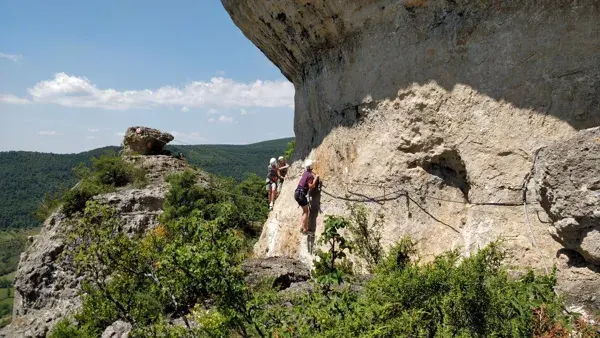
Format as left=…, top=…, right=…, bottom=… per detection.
left=222, top=0, right=600, bottom=310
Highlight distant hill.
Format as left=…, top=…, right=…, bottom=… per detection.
left=165, top=137, right=294, bottom=181
left=0, top=138, right=293, bottom=229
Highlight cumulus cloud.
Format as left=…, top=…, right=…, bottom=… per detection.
left=0, top=94, right=30, bottom=104
left=0, top=53, right=22, bottom=63
left=180, top=106, right=190, bottom=112
left=86, top=135, right=96, bottom=140
left=240, top=108, right=248, bottom=115
left=88, top=128, right=99, bottom=133
left=39, top=131, right=58, bottom=136
left=208, top=115, right=234, bottom=123
left=207, top=108, right=219, bottom=115
left=219, top=115, right=234, bottom=123
left=0, top=72, right=294, bottom=110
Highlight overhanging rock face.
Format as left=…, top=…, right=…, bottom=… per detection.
left=221, top=0, right=600, bottom=312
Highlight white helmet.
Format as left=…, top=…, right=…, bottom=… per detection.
left=304, top=159, right=314, bottom=170
left=270, top=158, right=277, bottom=166
left=278, top=156, right=284, bottom=161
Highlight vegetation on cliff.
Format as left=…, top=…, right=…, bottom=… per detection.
left=49, top=170, right=596, bottom=337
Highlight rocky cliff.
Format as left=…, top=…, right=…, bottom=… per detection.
left=0, top=136, right=191, bottom=337
left=221, top=0, right=600, bottom=313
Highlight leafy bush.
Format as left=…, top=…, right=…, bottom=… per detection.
left=51, top=155, right=147, bottom=217
left=312, top=215, right=353, bottom=288
left=52, top=170, right=270, bottom=337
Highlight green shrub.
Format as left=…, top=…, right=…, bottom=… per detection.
left=312, top=215, right=354, bottom=288
left=61, top=181, right=108, bottom=217
left=91, top=155, right=145, bottom=188
left=49, top=155, right=147, bottom=217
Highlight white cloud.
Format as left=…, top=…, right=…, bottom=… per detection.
left=240, top=108, right=248, bottom=115
left=88, top=128, right=99, bottom=133
left=208, top=115, right=234, bottom=123
left=0, top=53, right=22, bottom=63
left=216, top=70, right=226, bottom=76
left=170, top=131, right=204, bottom=143
left=0, top=72, right=294, bottom=110
left=180, top=106, right=190, bottom=112
left=207, top=108, right=219, bottom=115
left=0, top=94, right=30, bottom=104
left=219, top=115, right=234, bottom=123
left=86, top=135, right=96, bottom=140
left=116, top=132, right=125, bottom=137
left=39, top=130, right=58, bottom=136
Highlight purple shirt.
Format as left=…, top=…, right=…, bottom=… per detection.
left=298, top=170, right=314, bottom=193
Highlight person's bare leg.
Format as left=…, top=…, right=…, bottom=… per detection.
left=301, top=205, right=309, bottom=232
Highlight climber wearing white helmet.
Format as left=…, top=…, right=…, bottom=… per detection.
left=295, top=159, right=319, bottom=233
left=266, top=157, right=281, bottom=210
left=277, top=156, right=289, bottom=194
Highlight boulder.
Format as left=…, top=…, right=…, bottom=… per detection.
left=122, top=126, right=174, bottom=155
left=534, top=127, right=600, bottom=264
left=101, top=320, right=132, bottom=338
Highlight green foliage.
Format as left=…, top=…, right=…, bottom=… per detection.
left=53, top=170, right=270, bottom=337
left=0, top=146, right=119, bottom=229
left=347, top=204, right=384, bottom=273
left=312, top=216, right=354, bottom=288
left=48, top=318, right=99, bottom=338
left=165, top=137, right=294, bottom=181
left=60, top=154, right=146, bottom=217
left=92, top=155, right=147, bottom=188
left=0, top=137, right=291, bottom=230
left=284, top=140, right=295, bottom=160
left=249, top=241, right=581, bottom=337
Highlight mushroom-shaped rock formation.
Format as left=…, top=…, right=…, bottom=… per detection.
left=122, top=126, right=174, bottom=155
left=221, top=0, right=600, bottom=313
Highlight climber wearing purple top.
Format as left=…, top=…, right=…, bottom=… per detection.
left=295, top=159, right=319, bottom=233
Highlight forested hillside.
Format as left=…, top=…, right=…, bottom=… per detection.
left=165, top=137, right=294, bottom=180
left=0, top=138, right=293, bottom=230
left=0, top=147, right=120, bottom=229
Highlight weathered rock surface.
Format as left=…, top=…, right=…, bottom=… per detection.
left=242, top=257, right=310, bottom=290
left=122, top=126, right=174, bottom=155
left=0, top=154, right=189, bottom=338
left=222, top=0, right=600, bottom=310
left=534, top=127, right=600, bottom=265
left=101, top=320, right=132, bottom=338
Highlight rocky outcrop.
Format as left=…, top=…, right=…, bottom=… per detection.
left=534, top=127, right=600, bottom=265
left=222, top=0, right=600, bottom=311
left=1, top=138, right=190, bottom=337
left=122, top=126, right=174, bottom=155
left=242, top=257, right=310, bottom=290
left=531, top=128, right=600, bottom=314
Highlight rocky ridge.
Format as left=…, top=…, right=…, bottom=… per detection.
left=1, top=142, right=192, bottom=337
left=222, top=0, right=600, bottom=314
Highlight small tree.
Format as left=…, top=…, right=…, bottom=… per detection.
left=312, top=216, right=353, bottom=289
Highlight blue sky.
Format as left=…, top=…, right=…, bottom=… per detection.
left=0, top=0, right=295, bottom=153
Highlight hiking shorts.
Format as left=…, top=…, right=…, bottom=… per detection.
left=266, top=180, right=278, bottom=192
left=294, top=188, right=308, bottom=207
